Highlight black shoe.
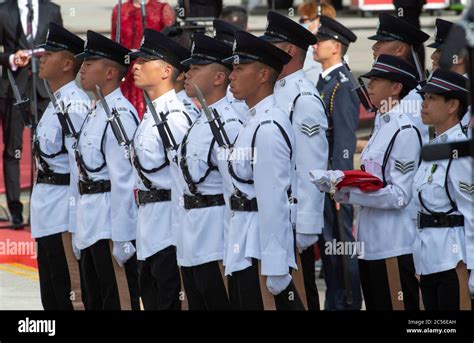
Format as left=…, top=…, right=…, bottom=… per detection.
left=11, top=214, right=24, bottom=229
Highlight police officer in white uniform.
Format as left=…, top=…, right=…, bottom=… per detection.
left=260, top=10, right=328, bottom=311
left=370, top=13, right=431, bottom=144
left=74, top=31, right=140, bottom=310
left=213, top=19, right=249, bottom=121
left=129, top=29, right=191, bottom=310
left=333, top=55, right=423, bottom=310
left=413, top=70, right=473, bottom=310
left=31, top=23, right=89, bottom=310
left=222, top=31, right=304, bottom=310
left=176, top=83, right=200, bottom=124
left=176, top=33, right=241, bottom=310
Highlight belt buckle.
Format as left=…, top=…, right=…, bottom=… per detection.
left=416, top=213, right=421, bottom=229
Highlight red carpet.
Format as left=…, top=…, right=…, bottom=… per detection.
left=0, top=228, right=37, bottom=269
left=0, top=127, right=35, bottom=268
left=0, top=127, right=33, bottom=194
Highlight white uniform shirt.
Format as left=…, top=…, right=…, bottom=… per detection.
left=131, top=90, right=189, bottom=260
left=413, top=123, right=474, bottom=275
left=176, top=96, right=241, bottom=267
left=226, top=86, right=248, bottom=123
left=340, top=107, right=422, bottom=260
left=75, top=87, right=139, bottom=250
left=403, top=87, right=430, bottom=145
left=177, top=89, right=199, bottom=123
left=224, top=95, right=297, bottom=276
left=274, top=69, right=328, bottom=235
left=31, top=80, right=89, bottom=238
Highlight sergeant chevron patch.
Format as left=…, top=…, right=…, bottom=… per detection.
left=301, top=123, right=320, bottom=137
left=459, top=181, right=474, bottom=195
left=394, top=160, right=415, bottom=174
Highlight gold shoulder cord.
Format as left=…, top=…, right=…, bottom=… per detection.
left=329, top=82, right=340, bottom=116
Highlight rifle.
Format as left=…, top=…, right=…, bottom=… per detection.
left=96, top=85, right=130, bottom=146
left=44, top=80, right=77, bottom=138
left=7, top=69, right=33, bottom=128
left=115, top=0, right=122, bottom=43
left=342, top=61, right=377, bottom=113
left=140, top=0, right=147, bottom=30
left=143, top=90, right=177, bottom=151
left=194, top=85, right=231, bottom=148
left=411, top=45, right=426, bottom=83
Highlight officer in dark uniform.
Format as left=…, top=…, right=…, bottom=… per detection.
left=313, top=16, right=362, bottom=310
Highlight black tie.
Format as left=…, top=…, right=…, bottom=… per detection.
left=316, top=74, right=324, bottom=92
left=26, top=1, right=34, bottom=43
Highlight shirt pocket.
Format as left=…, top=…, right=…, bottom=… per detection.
left=38, top=126, right=62, bottom=154
left=134, top=134, right=165, bottom=169
left=427, top=164, right=450, bottom=211
left=80, top=134, right=105, bottom=169
left=184, top=143, right=213, bottom=182
left=361, top=149, right=385, bottom=180
left=228, top=146, right=252, bottom=181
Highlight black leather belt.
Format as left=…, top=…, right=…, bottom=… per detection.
left=79, top=180, right=111, bottom=195
left=230, top=194, right=258, bottom=212
left=137, top=189, right=171, bottom=205
left=36, top=170, right=70, bottom=186
left=183, top=193, right=225, bottom=210
left=418, top=212, right=464, bottom=229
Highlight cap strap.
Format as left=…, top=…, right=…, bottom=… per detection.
left=47, top=40, right=70, bottom=50
left=264, top=30, right=289, bottom=42
left=377, top=29, right=407, bottom=43
left=191, top=53, right=221, bottom=63
left=84, top=48, right=110, bottom=59
left=318, top=27, right=349, bottom=46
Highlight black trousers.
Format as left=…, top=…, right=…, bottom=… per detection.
left=0, top=97, right=48, bottom=218
left=138, top=245, right=181, bottom=310
left=227, top=274, right=240, bottom=310
left=181, top=260, right=230, bottom=310
left=299, top=245, right=320, bottom=311
left=232, top=259, right=264, bottom=310
left=232, top=258, right=305, bottom=310
left=36, top=232, right=74, bottom=310
left=420, top=265, right=472, bottom=310
left=80, top=239, right=139, bottom=310
left=359, top=254, right=419, bottom=310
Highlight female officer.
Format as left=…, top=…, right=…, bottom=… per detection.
left=413, top=69, right=473, bottom=310
left=331, top=55, right=422, bottom=310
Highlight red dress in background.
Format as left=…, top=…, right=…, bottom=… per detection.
left=111, top=0, right=175, bottom=118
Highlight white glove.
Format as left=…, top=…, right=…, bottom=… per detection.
left=309, top=169, right=344, bottom=193
left=112, top=241, right=136, bottom=267
left=266, top=274, right=292, bottom=296
left=296, top=233, right=319, bottom=253
left=469, top=271, right=474, bottom=298
left=71, top=233, right=81, bottom=260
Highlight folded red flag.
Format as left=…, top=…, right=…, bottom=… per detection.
left=336, top=170, right=383, bottom=192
